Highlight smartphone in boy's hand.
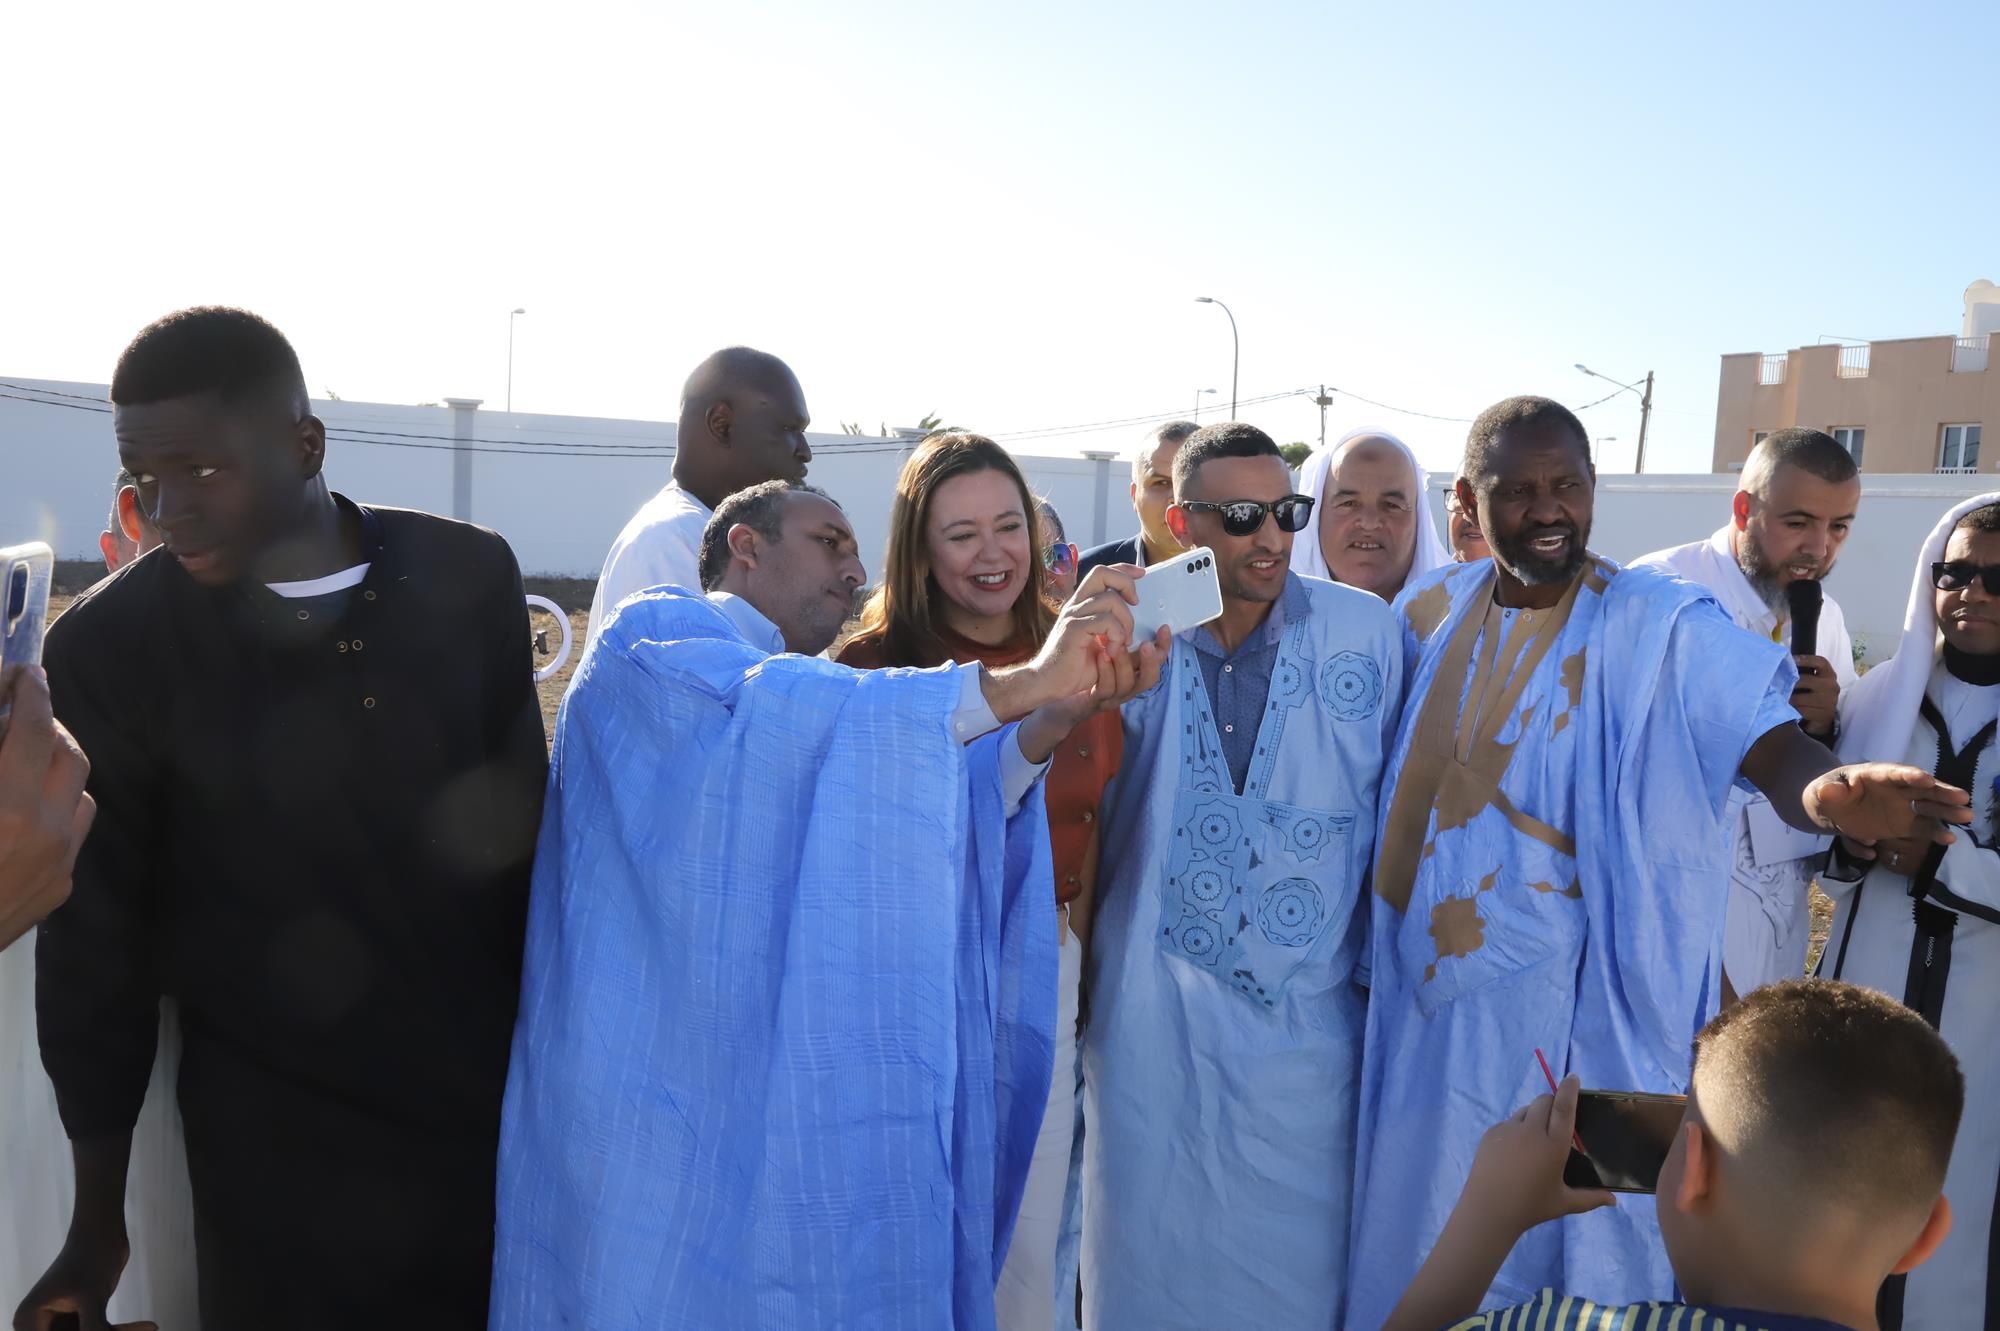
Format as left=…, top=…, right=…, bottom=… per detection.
left=1461, top=1074, right=1619, bottom=1236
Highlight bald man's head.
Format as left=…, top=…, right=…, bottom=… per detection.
left=673, top=347, right=812, bottom=509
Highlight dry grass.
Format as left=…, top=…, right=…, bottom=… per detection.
left=530, top=606, right=588, bottom=737
left=1807, top=882, right=1835, bottom=975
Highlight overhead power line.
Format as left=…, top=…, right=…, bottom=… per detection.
left=0, top=381, right=908, bottom=459
left=5, top=374, right=1636, bottom=461
left=0, top=384, right=917, bottom=460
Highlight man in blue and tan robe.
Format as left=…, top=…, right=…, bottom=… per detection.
left=1344, top=397, right=1973, bottom=1328
left=1083, top=423, right=1405, bottom=1330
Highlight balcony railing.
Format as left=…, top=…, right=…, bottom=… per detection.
left=1936, top=465, right=1980, bottom=476
left=1757, top=353, right=1787, bottom=385
left=1837, top=345, right=1870, bottom=378
left=1953, top=335, right=1991, bottom=374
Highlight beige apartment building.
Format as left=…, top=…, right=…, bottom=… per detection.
left=1712, top=280, right=2000, bottom=474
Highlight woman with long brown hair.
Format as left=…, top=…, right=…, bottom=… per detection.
left=837, top=432, right=1119, bottom=1330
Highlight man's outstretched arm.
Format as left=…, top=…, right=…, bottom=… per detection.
left=1740, top=721, right=1971, bottom=843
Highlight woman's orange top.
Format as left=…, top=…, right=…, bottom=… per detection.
left=835, top=627, right=1122, bottom=913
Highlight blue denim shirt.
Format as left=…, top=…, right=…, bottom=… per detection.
left=1186, top=573, right=1311, bottom=793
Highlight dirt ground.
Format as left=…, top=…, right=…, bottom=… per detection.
left=43, top=571, right=1843, bottom=971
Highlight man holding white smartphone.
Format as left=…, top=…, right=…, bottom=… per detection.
left=1080, top=422, right=1406, bottom=1330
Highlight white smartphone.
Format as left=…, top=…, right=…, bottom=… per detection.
left=1128, top=546, right=1223, bottom=647
left=0, top=542, right=55, bottom=736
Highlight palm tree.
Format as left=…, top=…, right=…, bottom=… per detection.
left=841, top=412, right=956, bottom=438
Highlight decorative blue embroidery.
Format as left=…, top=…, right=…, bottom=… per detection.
left=1194, top=801, right=1241, bottom=848
left=1319, top=651, right=1384, bottom=721
left=1257, top=878, right=1327, bottom=946
left=1160, top=630, right=1358, bottom=1008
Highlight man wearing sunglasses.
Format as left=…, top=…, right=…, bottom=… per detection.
left=1633, top=428, right=1861, bottom=1003
left=1346, top=397, right=1972, bottom=1330
left=1080, top=422, right=1405, bottom=1330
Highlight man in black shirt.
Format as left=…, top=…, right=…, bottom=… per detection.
left=16, top=308, right=547, bottom=1331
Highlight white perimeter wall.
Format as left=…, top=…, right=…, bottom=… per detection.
left=6, top=378, right=1989, bottom=662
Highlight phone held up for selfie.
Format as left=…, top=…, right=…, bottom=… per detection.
left=1562, top=1089, right=1688, bottom=1194
left=0, top=542, right=55, bottom=738
left=1127, top=546, right=1224, bottom=647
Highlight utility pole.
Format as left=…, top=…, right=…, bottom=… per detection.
left=1313, top=384, right=1332, bottom=450
left=1575, top=362, right=1656, bottom=474
left=1635, top=370, right=1654, bottom=474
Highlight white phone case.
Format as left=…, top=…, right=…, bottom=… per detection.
left=0, top=541, right=54, bottom=734
left=1129, top=546, right=1224, bottom=646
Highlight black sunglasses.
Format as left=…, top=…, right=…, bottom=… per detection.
left=1180, top=495, right=1316, bottom=537
left=1932, top=561, right=2000, bottom=595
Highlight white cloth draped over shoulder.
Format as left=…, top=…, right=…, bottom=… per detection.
left=1290, top=427, right=1452, bottom=589
left=1837, top=492, right=2000, bottom=766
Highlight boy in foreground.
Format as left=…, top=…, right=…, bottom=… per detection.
left=1385, top=979, right=1961, bottom=1331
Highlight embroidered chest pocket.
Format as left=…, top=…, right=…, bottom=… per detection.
left=1397, top=799, right=1587, bottom=1018
left=1160, top=787, right=1360, bottom=1009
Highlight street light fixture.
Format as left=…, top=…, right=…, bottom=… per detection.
left=1575, top=363, right=1654, bottom=473
left=508, top=308, right=527, bottom=413
left=1194, top=297, right=1238, bottom=418
left=1193, top=387, right=1217, bottom=423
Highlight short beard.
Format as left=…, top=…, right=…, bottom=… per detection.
left=1733, top=532, right=1787, bottom=615
left=1491, top=522, right=1588, bottom=588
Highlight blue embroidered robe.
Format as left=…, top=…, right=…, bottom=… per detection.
left=489, top=588, right=1058, bottom=1331
left=1082, top=574, right=1403, bottom=1330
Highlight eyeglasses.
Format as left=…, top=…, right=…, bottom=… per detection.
left=1932, top=561, right=2000, bottom=595
left=1178, top=495, right=1316, bottom=537
left=1042, top=542, right=1078, bottom=574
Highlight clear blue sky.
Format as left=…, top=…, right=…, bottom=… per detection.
left=3, top=0, right=1995, bottom=474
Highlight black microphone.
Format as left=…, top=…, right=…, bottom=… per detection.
left=1786, top=578, right=1823, bottom=659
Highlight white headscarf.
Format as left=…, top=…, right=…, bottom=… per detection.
left=1290, top=427, right=1452, bottom=591
left=1838, top=491, right=2000, bottom=765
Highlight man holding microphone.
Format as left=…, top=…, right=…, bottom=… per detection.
left=1633, top=428, right=1860, bottom=997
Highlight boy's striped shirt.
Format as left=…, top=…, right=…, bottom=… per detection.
left=1446, top=1288, right=1855, bottom=1331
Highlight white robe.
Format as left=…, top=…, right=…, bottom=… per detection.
left=0, top=944, right=198, bottom=1328
left=1823, top=663, right=2000, bottom=1329
left=1632, top=526, right=1854, bottom=993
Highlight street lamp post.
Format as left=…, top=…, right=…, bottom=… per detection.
left=508, top=308, right=527, bottom=413
left=1193, top=387, right=1217, bottom=423
left=1195, top=297, right=1238, bottom=418
left=1574, top=363, right=1654, bottom=472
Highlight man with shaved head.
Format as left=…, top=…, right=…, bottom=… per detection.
left=1079, top=420, right=1196, bottom=577
left=1634, top=428, right=1861, bottom=999
left=585, top=347, right=813, bottom=645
